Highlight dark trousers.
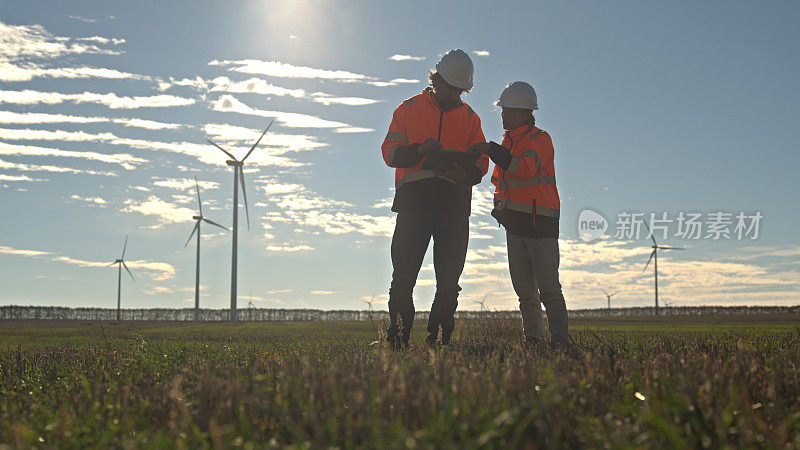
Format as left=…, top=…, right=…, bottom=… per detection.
left=387, top=211, right=469, bottom=344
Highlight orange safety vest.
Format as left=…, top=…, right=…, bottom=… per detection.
left=381, top=88, right=488, bottom=188
left=491, top=123, right=560, bottom=218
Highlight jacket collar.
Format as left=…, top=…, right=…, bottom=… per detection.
left=505, top=121, right=538, bottom=140
left=424, top=87, right=464, bottom=111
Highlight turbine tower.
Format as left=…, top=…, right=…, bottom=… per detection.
left=185, top=176, right=228, bottom=322
left=642, top=222, right=684, bottom=315
left=601, top=288, right=617, bottom=310
left=108, top=235, right=134, bottom=321
left=207, top=120, right=273, bottom=322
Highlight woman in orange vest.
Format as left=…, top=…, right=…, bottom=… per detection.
left=470, top=81, right=569, bottom=348
left=381, top=49, right=489, bottom=349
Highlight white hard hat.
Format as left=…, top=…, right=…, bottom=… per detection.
left=494, top=81, right=538, bottom=110
left=435, top=49, right=474, bottom=91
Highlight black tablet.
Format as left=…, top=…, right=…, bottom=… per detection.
left=420, top=150, right=480, bottom=170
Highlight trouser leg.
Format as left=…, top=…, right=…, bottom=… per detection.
left=526, top=237, right=568, bottom=344
left=506, top=231, right=544, bottom=341
left=388, top=212, right=434, bottom=345
left=428, top=213, right=469, bottom=344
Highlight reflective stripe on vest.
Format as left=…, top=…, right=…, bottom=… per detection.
left=494, top=176, right=556, bottom=190
left=395, top=169, right=436, bottom=189
left=494, top=199, right=560, bottom=218
left=507, top=149, right=543, bottom=175
left=384, top=131, right=408, bottom=145
left=506, top=130, right=545, bottom=174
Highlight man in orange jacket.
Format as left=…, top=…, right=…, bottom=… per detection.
left=470, top=81, right=569, bottom=348
left=381, top=49, right=489, bottom=349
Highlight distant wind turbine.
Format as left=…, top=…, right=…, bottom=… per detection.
left=206, top=120, right=274, bottom=322
left=642, top=222, right=685, bottom=315
left=362, top=297, right=375, bottom=312
left=185, top=176, right=228, bottom=322
left=601, top=288, right=617, bottom=310
left=474, top=295, right=488, bottom=312
left=108, top=235, right=134, bottom=321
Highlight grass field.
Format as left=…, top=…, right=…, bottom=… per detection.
left=1, top=314, right=799, bottom=448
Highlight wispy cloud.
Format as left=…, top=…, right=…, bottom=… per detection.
left=0, top=157, right=116, bottom=176
left=367, top=78, right=419, bottom=87
left=265, top=244, right=314, bottom=253
left=0, top=63, right=149, bottom=83
left=472, top=50, right=490, bottom=57
left=112, top=118, right=182, bottom=130
left=309, top=92, right=380, bottom=106
left=152, top=178, right=220, bottom=191
left=0, top=245, right=52, bottom=256
left=68, top=194, right=107, bottom=205
left=0, top=20, right=120, bottom=60
left=266, top=289, right=293, bottom=294
left=210, top=59, right=374, bottom=82
left=52, top=256, right=176, bottom=281
left=202, top=123, right=325, bottom=153
left=160, top=76, right=380, bottom=106
left=123, top=196, right=195, bottom=226
left=0, top=141, right=145, bottom=169
left=389, top=54, right=426, bottom=61
left=0, top=111, right=183, bottom=130
left=0, top=128, right=304, bottom=167
left=309, top=290, right=337, bottom=295
left=0, top=20, right=139, bottom=82
left=0, top=243, right=176, bottom=281
left=66, top=15, right=97, bottom=23
left=0, top=90, right=195, bottom=109
left=76, top=36, right=126, bottom=45
left=211, top=94, right=373, bottom=132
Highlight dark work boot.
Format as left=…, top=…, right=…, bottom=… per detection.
left=525, top=336, right=542, bottom=349
left=386, top=333, right=402, bottom=351
left=425, top=333, right=438, bottom=348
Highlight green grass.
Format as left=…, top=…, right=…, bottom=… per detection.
left=1, top=315, right=799, bottom=448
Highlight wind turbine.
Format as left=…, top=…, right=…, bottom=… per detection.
left=642, top=222, right=684, bottom=315
left=108, top=235, right=134, bottom=321
left=601, top=288, right=617, bottom=310
left=474, top=295, right=488, bottom=312
left=206, top=120, right=274, bottom=322
left=185, top=176, right=228, bottom=322
left=362, top=297, right=375, bottom=313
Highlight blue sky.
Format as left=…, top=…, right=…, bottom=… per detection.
left=1, top=0, right=798, bottom=311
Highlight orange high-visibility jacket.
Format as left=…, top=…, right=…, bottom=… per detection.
left=381, top=89, right=489, bottom=189
left=491, top=123, right=560, bottom=218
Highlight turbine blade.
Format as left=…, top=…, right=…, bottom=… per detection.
left=206, top=139, right=238, bottom=161
left=107, top=261, right=116, bottom=267
left=643, top=249, right=656, bottom=272
left=122, top=261, right=134, bottom=282
left=194, top=176, right=202, bottom=216
left=241, top=120, right=273, bottom=163
left=185, top=221, right=199, bottom=247
left=121, top=235, right=128, bottom=259
left=239, top=169, right=250, bottom=230
left=203, top=217, right=229, bottom=231
left=641, top=220, right=657, bottom=246
left=601, top=288, right=609, bottom=296
left=610, top=291, right=618, bottom=297
left=658, top=246, right=685, bottom=250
